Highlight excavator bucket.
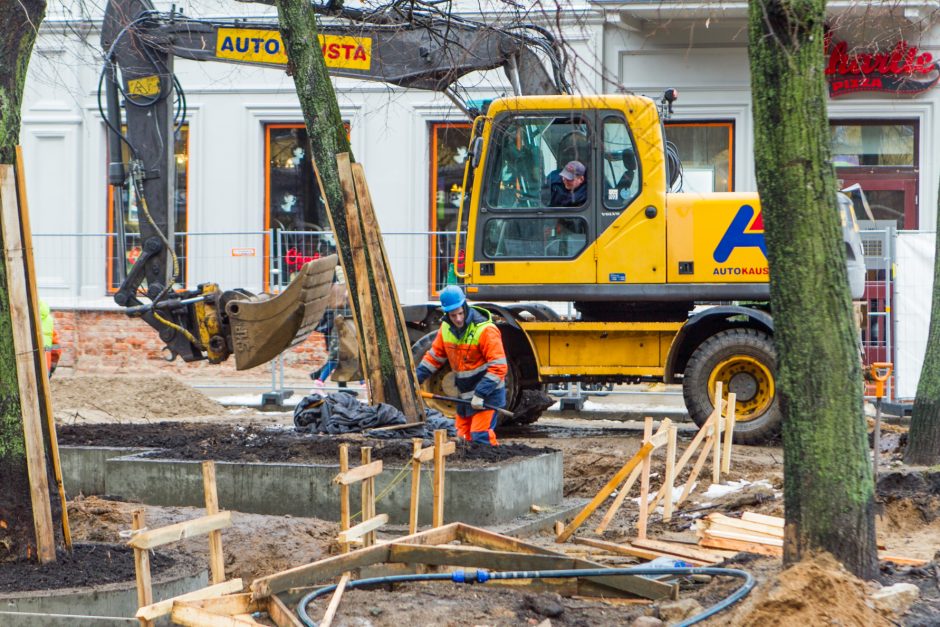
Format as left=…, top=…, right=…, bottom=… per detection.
left=225, top=255, right=338, bottom=371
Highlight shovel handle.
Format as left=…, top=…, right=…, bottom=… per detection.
left=420, top=390, right=514, bottom=419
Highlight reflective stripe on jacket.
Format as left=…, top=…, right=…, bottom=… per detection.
left=418, top=306, right=507, bottom=417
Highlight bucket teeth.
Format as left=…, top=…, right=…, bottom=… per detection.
left=226, top=254, right=338, bottom=371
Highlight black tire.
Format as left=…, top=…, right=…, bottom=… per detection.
left=682, top=328, right=780, bottom=445
left=411, top=331, right=522, bottom=427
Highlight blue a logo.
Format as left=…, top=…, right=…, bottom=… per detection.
left=713, top=204, right=767, bottom=263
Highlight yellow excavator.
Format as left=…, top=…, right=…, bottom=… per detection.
left=102, top=0, right=865, bottom=442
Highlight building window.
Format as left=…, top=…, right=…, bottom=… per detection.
left=830, top=122, right=915, bottom=167
left=831, top=120, right=919, bottom=229
left=265, top=123, right=345, bottom=289
left=107, top=125, right=188, bottom=292
left=664, top=121, right=734, bottom=192
left=429, top=122, right=472, bottom=294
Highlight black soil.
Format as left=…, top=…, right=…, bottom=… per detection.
left=56, top=423, right=555, bottom=466
left=0, top=543, right=174, bottom=593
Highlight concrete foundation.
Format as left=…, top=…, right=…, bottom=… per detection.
left=60, top=447, right=564, bottom=526
left=0, top=552, right=206, bottom=627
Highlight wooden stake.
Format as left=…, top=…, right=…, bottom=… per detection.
left=648, top=382, right=722, bottom=513
left=0, top=164, right=56, bottom=563
left=594, top=464, right=641, bottom=535
left=679, top=433, right=715, bottom=505
left=339, top=444, right=350, bottom=553
left=636, top=417, right=653, bottom=540
left=595, top=419, right=671, bottom=535
left=202, top=461, right=225, bottom=585
left=319, top=573, right=350, bottom=627
left=15, top=147, right=71, bottom=550
left=432, top=430, right=446, bottom=528
left=721, top=392, right=737, bottom=474
left=711, top=404, right=725, bottom=483
left=556, top=442, right=654, bottom=543
left=662, top=425, right=678, bottom=522
left=361, top=447, right=376, bottom=547
left=132, top=509, right=154, bottom=627
left=409, top=438, right=422, bottom=534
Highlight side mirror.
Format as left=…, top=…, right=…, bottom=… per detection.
left=470, top=136, right=484, bottom=168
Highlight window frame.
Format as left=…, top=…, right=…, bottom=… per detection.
left=663, top=120, right=735, bottom=192
left=428, top=121, right=473, bottom=296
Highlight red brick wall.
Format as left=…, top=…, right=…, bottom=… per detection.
left=52, top=309, right=328, bottom=381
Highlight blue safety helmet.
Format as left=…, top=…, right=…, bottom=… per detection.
left=439, top=285, right=466, bottom=313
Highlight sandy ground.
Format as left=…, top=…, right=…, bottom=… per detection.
left=45, top=374, right=940, bottom=625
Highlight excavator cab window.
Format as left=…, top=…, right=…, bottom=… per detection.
left=602, top=116, right=640, bottom=212
left=483, top=115, right=591, bottom=210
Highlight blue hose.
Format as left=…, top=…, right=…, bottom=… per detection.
left=295, top=565, right=755, bottom=626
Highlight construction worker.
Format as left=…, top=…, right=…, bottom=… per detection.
left=39, top=299, right=60, bottom=376
left=416, top=286, right=507, bottom=446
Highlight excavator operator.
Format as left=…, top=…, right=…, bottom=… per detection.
left=416, top=286, right=507, bottom=446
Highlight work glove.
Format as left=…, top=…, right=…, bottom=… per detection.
left=470, top=395, right=485, bottom=410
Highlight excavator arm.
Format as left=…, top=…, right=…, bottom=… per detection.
left=100, top=0, right=566, bottom=369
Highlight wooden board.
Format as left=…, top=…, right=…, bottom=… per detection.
left=698, top=534, right=782, bottom=557
left=352, top=163, right=423, bottom=420
left=570, top=536, right=710, bottom=565
left=136, top=579, right=243, bottom=620
left=202, top=462, right=226, bottom=585
left=740, top=512, right=784, bottom=528
left=337, top=514, right=388, bottom=544
left=388, top=543, right=579, bottom=572
left=333, top=460, right=383, bottom=485
left=705, top=513, right=783, bottom=538
left=0, top=164, right=55, bottom=563
left=335, top=153, right=384, bottom=402
left=266, top=594, right=304, bottom=627
left=15, top=146, right=71, bottom=550
left=629, top=538, right=723, bottom=564
left=556, top=442, right=654, bottom=543
left=319, top=573, right=349, bottom=627
left=128, top=512, right=232, bottom=549
left=699, top=527, right=783, bottom=547
left=132, top=510, right=153, bottom=626
left=170, top=604, right=259, bottom=626
left=432, top=430, right=446, bottom=527
left=414, top=440, right=455, bottom=463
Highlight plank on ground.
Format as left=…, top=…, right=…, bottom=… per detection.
left=629, top=538, right=723, bottom=564
left=698, top=535, right=782, bottom=557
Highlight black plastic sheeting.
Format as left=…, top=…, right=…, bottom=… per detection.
left=293, top=392, right=456, bottom=439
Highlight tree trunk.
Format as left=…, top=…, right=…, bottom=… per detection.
left=748, top=0, right=877, bottom=578
left=905, top=181, right=940, bottom=465
left=274, top=0, right=421, bottom=413
left=0, top=0, right=54, bottom=563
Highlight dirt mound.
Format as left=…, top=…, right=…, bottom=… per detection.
left=52, top=375, right=222, bottom=421
left=734, top=553, right=889, bottom=626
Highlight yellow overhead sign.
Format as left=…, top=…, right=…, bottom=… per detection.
left=216, top=28, right=372, bottom=70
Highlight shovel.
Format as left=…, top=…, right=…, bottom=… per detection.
left=419, top=390, right=514, bottom=419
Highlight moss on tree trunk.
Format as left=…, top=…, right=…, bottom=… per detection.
left=0, top=0, right=51, bottom=562
left=274, top=0, right=418, bottom=412
left=748, top=0, right=877, bottom=578
left=906, top=179, right=940, bottom=465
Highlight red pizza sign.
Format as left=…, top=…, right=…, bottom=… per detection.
left=826, top=39, right=940, bottom=97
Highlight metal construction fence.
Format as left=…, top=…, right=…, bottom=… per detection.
left=31, top=229, right=459, bottom=308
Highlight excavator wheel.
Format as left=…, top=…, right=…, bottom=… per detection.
left=682, top=327, right=780, bottom=445
left=412, top=331, right=522, bottom=427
